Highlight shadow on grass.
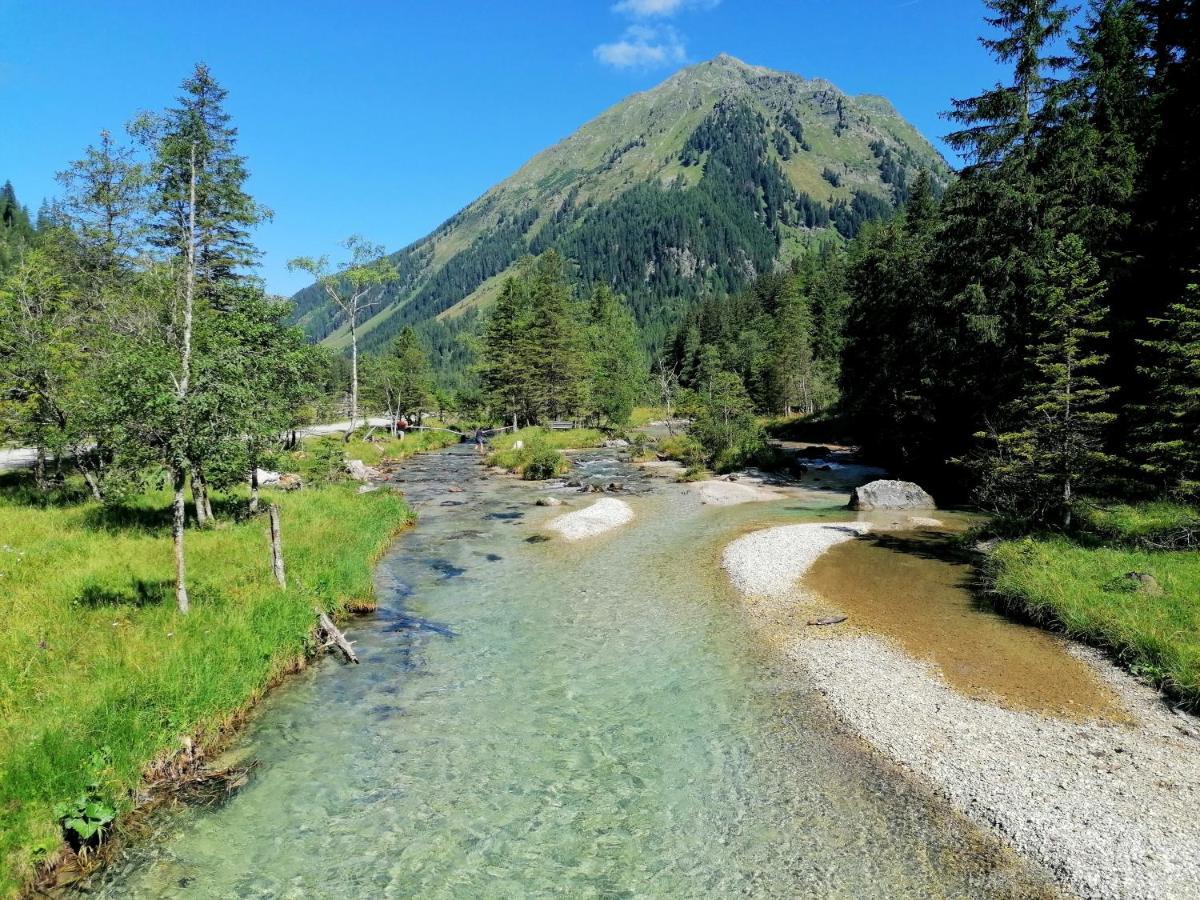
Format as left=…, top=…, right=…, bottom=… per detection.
left=77, top=578, right=173, bottom=608
left=82, top=496, right=247, bottom=534
left=0, top=472, right=91, bottom=508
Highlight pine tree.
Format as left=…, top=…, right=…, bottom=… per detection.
left=973, top=235, right=1115, bottom=527
left=1136, top=283, right=1200, bottom=499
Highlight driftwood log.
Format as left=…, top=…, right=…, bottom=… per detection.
left=316, top=611, right=359, bottom=664
left=806, top=615, right=848, bottom=627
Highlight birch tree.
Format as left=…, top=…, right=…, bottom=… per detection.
left=289, top=236, right=395, bottom=432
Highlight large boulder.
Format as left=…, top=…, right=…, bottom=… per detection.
left=847, top=479, right=936, bottom=511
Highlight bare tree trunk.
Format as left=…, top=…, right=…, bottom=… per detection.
left=172, top=466, right=189, bottom=614
left=78, top=465, right=103, bottom=502
left=349, top=317, right=359, bottom=433
left=192, top=472, right=209, bottom=527
left=249, top=457, right=260, bottom=515
left=268, top=504, right=285, bottom=588
left=34, top=446, right=47, bottom=491
left=171, top=142, right=198, bottom=614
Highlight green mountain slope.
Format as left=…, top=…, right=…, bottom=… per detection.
left=291, top=54, right=951, bottom=353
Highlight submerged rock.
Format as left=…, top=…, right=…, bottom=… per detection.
left=536, top=496, right=563, bottom=507
left=848, top=480, right=936, bottom=511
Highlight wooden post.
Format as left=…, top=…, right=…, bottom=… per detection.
left=268, top=503, right=286, bottom=588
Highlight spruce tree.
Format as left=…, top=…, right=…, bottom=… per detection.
left=480, top=271, right=536, bottom=427
left=141, top=63, right=266, bottom=291
left=587, top=284, right=643, bottom=427
left=1136, top=283, right=1200, bottom=499
left=947, top=0, right=1075, bottom=166
left=973, top=235, right=1115, bottom=527
left=526, top=251, right=587, bottom=422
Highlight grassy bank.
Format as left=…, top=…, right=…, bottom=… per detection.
left=986, top=504, right=1200, bottom=710
left=0, top=477, right=413, bottom=894
left=487, top=427, right=606, bottom=477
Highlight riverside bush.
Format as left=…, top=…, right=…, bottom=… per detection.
left=522, top=448, right=568, bottom=480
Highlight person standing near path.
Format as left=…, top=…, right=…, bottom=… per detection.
left=474, top=427, right=486, bottom=454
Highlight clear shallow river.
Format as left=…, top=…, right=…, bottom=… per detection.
left=93, top=446, right=1051, bottom=898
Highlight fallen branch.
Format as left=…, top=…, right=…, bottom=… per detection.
left=316, top=611, right=359, bottom=664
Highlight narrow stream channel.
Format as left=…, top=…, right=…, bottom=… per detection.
left=93, top=445, right=1054, bottom=898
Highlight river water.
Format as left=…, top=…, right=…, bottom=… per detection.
left=94, top=445, right=1052, bottom=898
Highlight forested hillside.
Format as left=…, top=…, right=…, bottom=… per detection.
left=290, top=54, right=949, bottom=358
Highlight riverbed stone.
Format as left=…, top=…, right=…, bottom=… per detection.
left=847, top=479, right=936, bottom=511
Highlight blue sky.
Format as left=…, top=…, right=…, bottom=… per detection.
left=2, top=0, right=1020, bottom=296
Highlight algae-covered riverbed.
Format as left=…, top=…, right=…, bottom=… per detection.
left=92, top=447, right=1057, bottom=897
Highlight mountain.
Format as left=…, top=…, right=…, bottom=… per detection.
left=290, top=54, right=951, bottom=355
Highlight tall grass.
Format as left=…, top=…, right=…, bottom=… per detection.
left=987, top=504, right=1200, bottom=709
left=0, top=476, right=413, bottom=894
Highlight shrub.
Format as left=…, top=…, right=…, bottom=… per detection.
left=658, top=434, right=705, bottom=468
left=523, top=448, right=567, bottom=480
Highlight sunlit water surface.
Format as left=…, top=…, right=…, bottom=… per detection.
left=94, top=446, right=1050, bottom=898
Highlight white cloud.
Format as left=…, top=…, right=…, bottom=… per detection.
left=612, top=0, right=718, bottom=17
left=594, top=24, right=687, bottom=69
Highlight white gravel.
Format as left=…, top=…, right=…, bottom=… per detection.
left=721, top=521, right=871, bottom=597
left=686, top=479, right=780, bottom=506
left=791, top=636, right=1200, bottom=899
left=722, top=520, right=1200, bottom=898
left=546, top=498, right=634, bottom=540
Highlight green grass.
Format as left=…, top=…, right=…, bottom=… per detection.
left=486, top=427, right=605, bottom=476
left=0, top=476, right=414, bottom=895
left=1080, top=501, right=1200, bottom=549
left=629, top=406, right=666, bottom=428
left=289, top=426, right=461, bottom=482
left=987, top=504, right=1200, bottom=710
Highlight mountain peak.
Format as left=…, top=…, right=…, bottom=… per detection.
left=291, top=59, right=952, bottom=355
left=710, top=52, right=749, bottom=67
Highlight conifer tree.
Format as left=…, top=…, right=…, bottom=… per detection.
left=973, top=235, right=1114, bottom=527
left=480, top=270, right=536, bottom=428
left=1136, top=283, right=1200, bottom=500
left=587, top=284, right=644, bottom=426
left=947, top=0, right=1075, bottom=166
left=526, top=251, right=587, bottom=422
left=769, top=285, right=816, bottom=416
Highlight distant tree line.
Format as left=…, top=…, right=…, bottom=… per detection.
left=479, top=251, right=644, bottom=428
